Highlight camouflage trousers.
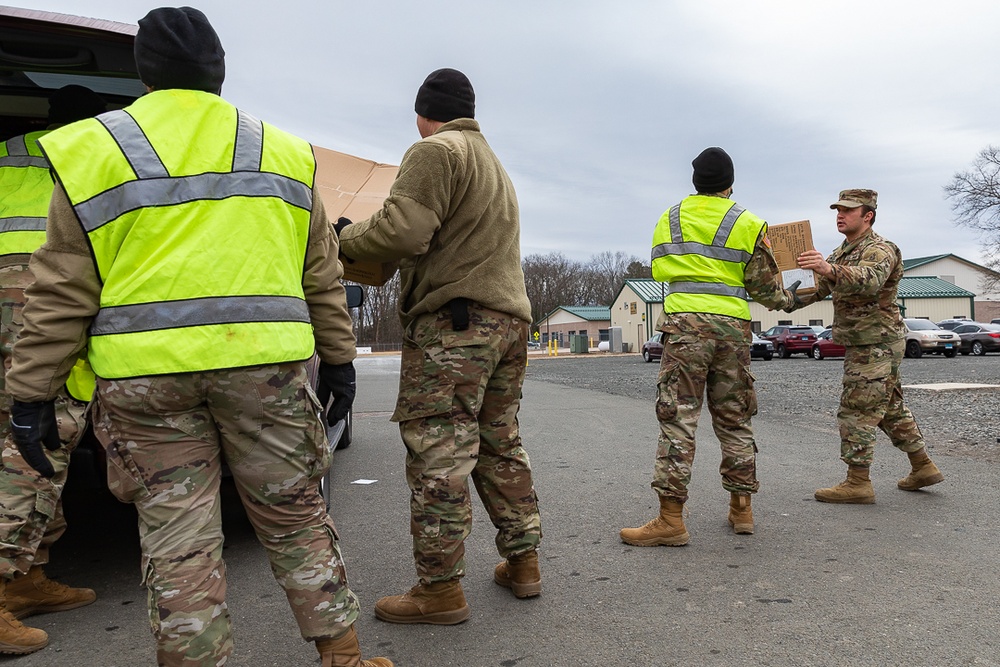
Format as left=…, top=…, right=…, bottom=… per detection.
left=838, top=340, right=925, bottom=466
left=0, top=264, right=88, bottom=579
left=394, top=305, right=542, bottom=584
left=92, top=362, right=359, bottom=667
left=652, top=333, right=759, bottom=503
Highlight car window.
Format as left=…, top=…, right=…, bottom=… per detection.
left=953, top=325, right=976, bottom=333
left=788, top=327, right=814, bottom=334
left=905, top=319, right=938, bottom=331
left=819, top=330, right=832, bottom=339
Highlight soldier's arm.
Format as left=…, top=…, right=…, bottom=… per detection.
left=744, top=229, right=794, bottom=310
left=7, top=183, right=99, bottom=402
left=304, top=188, right=356, bottom=366
left=818, top=246, right=895, bottom=297
left=339, top=141, right=450, bottom=262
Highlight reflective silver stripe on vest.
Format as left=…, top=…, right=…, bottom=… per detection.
left=712, top=203, right=745, bottom=246
left=668, top=204, right=683, bottom=243
left=0, top=155, right=48, bottom=168
left=90, top=295, right=310, bottom=336
left=233, top=111, right=263, bottom=172
left=651, top=241, right=752, bottom=264
left=99, top=111, right=169, bottom=179
left=668, top=281, right=749, bottom=300
left=0, top=217, right=46, bottom=233
left=74, top=171, right=313, bottom=232
left=1, top=136, right=47, bottom=168
left=5, top=135, right=27, bottom=155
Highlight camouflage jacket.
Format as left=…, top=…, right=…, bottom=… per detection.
left=662, top=229, right=793, bottom=342
left=800, top=228, right=904, bottom=346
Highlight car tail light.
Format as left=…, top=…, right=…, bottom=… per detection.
left=989, top=333, right=1000, bottom=339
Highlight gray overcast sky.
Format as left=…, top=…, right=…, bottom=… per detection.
left=19, top=0, right=999, bottom=266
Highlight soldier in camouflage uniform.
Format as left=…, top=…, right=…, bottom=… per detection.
left=338, top=68, right=542, bottom=624
left=0, top=85, right=106, bottom=655
left=621, top=148, right=796, bottom=547
left=4, top=8, right=390, bottom=667
left=793, top=189, right=944, bottom=503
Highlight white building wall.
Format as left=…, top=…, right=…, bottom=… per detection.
left=897, top=297, right=973, bottom=322
left=749, top=300, right=835, bottom=331
left=610, top=287, right=651, bottom=353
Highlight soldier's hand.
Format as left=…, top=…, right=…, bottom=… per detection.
left=782, top=280, right=803, bottom=313
left=9, top=399, right=61, bottom=478
left=333, top=217, right=352, bottom=236
left=318, top=361, right=356, bottom=426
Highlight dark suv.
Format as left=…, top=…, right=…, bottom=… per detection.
left=760, top=325, right=817, bottom=359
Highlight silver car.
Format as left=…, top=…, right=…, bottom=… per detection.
left=903, top=319, right=959, bottom=358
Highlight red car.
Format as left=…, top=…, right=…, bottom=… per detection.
left=811, top=329, right=845, bottom=360
left=760, top=325, right=817, bottom=359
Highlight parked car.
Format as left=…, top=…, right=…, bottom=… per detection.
left=936, top=318, right=973, bottom=330
left=808, top=325, right=828, bottom=336
left=811, top=329, right=845, bottom=360
left=991, top=318, right=1000, bottom=325
left=642, top=333, right=664, bottom=362
left=903, top=318, right=959, bottom=358
left=750, top=332, right=774, bottom=361
left=759, top=325, right=817, bottom=358
left=954, top=322, right=1000, bottom=356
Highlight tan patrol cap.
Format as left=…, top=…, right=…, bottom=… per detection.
left=830, top=188, right=877, bottom=210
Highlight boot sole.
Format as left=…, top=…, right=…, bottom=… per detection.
left=0, top=637, right=49, bottom=655
left=814, top=494, right=876, bottom=504
left=374, top=604, right=470, bottom=625
left=12, top=598, right=96, bottom=620
left=494, top=574, right=542, bottom=598
left=897, top=473, right=945, bottom=491
left=620, top=533, right=689, bottom=547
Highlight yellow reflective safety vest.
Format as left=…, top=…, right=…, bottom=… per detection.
left=651, top=195, right=765, bottom=320
left=0, top=131, right=51, bottom=256
left=39, top=90, right=317, bottom=379
left=1, top=131, right=97, bottom=400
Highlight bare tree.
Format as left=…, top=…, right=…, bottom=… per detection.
left=350, top=273, right=402, bottom=350
left=945, top=145, right=1000, bottom=291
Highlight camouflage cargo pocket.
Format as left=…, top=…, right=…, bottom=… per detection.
left=841, top=348, right=891, bottom=413
left=655, top=358, right=680, bottom=422
left=93, top=397, right=150, bottom=504
left=742, top=366, right=758, bottom=418
left=303, top=380, right=332, bottom=482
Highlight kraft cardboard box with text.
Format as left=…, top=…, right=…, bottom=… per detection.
left=767, top=220, right=818, bottom=295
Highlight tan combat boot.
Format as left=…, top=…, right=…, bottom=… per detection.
left=315, top=625, right=393, bottom=667
left=0, top=581, right=49, bottom=655
left=814, top=465, right=876, bottom=504
left=494, top=550, right=541, bottom=598
left=728, top=493, right=754, bottom=534
left=619, top=496, right=689, bottom=546
left=897, top=448, right=945, bottom=491
left=374, top=580, right=469, bottom=625
left=3, top=567, right=96, bottom=619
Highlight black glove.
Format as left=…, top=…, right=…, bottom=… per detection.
left=317, top=361, right=356, bottom=426
left=782, top=280, right=803, bottom=313
left=333, top=217, right=352, bottom=237
left=9, top=399, right=61, bottom=478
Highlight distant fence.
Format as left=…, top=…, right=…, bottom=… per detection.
left=357, top=342, right=403, bottom=353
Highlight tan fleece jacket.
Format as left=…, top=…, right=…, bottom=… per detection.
left=339, top=119, right=532, bottom=329
left=7, top=182, right=355, bottom=402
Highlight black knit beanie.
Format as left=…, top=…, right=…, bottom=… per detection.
left=692, top=147, right=735, bottom=193
left=134, top=7, right=225, bottom=94
left=48, top=85, right=106, bottom=125
left=414, top=68, right=475, bottom=122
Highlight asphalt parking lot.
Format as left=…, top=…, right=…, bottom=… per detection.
left=15, top=352, right=1000, bottom=667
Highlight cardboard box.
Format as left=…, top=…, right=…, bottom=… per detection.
left=313, top=145, right=399, bottom=286
left=767, top=220, right=819, bottom=295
